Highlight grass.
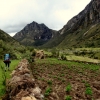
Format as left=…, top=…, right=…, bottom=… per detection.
left=35, top=58, right=100, bottom=69
left=66, top=55, right=100, bottom=63
left=0, top=59, right=20, bottom=98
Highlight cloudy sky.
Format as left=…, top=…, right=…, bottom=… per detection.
left=0, top=0, right=91, bottom=36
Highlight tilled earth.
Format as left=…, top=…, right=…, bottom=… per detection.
left=30, top=59, right=100, bottom=100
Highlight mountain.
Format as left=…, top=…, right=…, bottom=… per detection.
left=13, top=0, right=100, bottom=48
left=13, top=21, right=57, bottom=46
left=56, top=0, right=100, bottom=48
left=40, top=0, right=100, bottom=48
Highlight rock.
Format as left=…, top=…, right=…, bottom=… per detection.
left=35, top=50, right=45, bottom=59
left=21, top=96, right=37, bottom=100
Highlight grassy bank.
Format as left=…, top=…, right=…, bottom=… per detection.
left=35, top=58, right=100, bottom=69
left=66, top=55, right=100, bottom=63
left=0, top=60, right=20, bottom=98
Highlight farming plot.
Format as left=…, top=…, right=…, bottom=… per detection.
left=30, top=58, right=100, bottom=100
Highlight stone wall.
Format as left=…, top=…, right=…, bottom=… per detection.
left=3, top=59, right=43, bottom=100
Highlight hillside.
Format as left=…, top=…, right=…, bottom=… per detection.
left=0, top=29, right=25, bottom=59
left=13, top=21, right=58, bottom=47
left=42, top=0, right=100, bottom=48
left=57, top=0, right=100, bottom=48
left=0, top=29, right=14, bottom=42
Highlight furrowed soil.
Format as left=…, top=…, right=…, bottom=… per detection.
left=30, top=58, right=100, bottom=100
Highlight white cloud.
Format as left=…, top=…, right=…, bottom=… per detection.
left=0, top=0, right=91, bottom=34
left=9, top=32, right=16, bottom=37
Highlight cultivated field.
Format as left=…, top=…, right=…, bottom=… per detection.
left=30, top=58, right=100, bottom=100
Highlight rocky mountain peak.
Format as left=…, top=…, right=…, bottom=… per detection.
left=13, top=21, right=57, bottom=46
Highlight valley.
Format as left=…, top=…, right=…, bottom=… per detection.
left=0, top=0, right=100, bottom=99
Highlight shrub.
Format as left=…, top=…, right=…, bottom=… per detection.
left=51, top=49, right=59, bottom=58
left=61, top=54, right=66, bottom=60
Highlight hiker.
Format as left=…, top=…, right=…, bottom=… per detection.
left=3, top=54, right=11, bottom=71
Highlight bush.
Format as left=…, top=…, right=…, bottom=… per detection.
left=93, top=52, right=100, bottom=60
left=31, top=50, right=36, bottom=56
left=51, top=49, right=59, bottom=58
left=61, top=54, right=67, bottom=60
left=10, top=53, right=17, bottom=60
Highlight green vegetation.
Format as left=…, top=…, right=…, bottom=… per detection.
left=0, top=28, right=100, bottom=99
left=44, top=87, right=52, bottom=97
left=85, top=87, right=93, bottom=96
left=30, top=57, right=100, bottom=99
left=0, top=29, right=35, bottom=60
left=66, top=84, right=72, bottom=93
left=84, top=82, right=93, bottom=96
left=65, top=95, right=72, bottom=100
left=36, top=58, right=100, bottom=69
left=47, top=80, right=52, bottom=86
left=0, top=60, right=20, bottom=97
left=57, top=24, right=100, bottom=48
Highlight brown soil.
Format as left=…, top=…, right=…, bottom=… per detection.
left=30, top=59, right=100, bottom=100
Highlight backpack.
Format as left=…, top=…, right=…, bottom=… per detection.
left=4, top=54, right=10, bottom=61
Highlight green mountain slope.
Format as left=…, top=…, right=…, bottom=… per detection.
left=0, top=29, right=25, bottom=59
left=58, top=24, right=100, bottom=48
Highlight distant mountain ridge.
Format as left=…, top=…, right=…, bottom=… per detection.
left=13, top=21, right=57, bottom=46
left=14, top=0, right=100, bottom=48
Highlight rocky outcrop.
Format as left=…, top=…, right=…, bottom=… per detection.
left=35, top=50, right=45, bottom=59
left=60, top=0, right=100, bottom=34
left=3, top=59, right=43, bottom=100
left=13, top=21, right=57, bottom=46
left=54, top=0, right=100, bottom=48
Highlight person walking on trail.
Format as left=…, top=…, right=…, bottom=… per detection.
left=3, top=54, right=11, bottom=71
